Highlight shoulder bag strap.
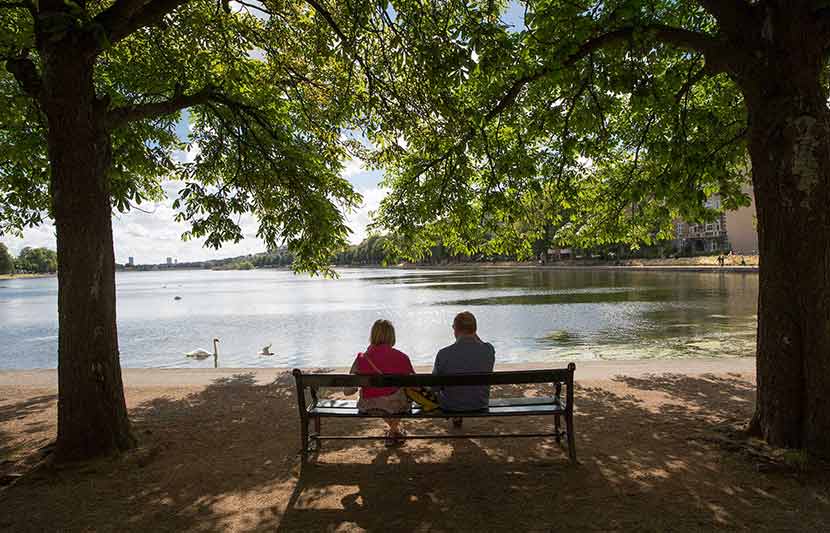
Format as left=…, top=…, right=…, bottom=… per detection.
left=361, top=351, right=383, bottom=374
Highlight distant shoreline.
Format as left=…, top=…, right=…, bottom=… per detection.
left=0, top=273, right=55, bottom=280
left=397, top=263, right=759, bottom=273
left=2, top=260, right=760, bottom=281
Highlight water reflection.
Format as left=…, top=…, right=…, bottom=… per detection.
left=0, top=268, right=758, bottom=369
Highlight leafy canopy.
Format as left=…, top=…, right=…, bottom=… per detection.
left=305, top=0, right=751, bottom=261
left=2, top=0, right=756, bottom=267
left=0, top=0, right=377, bottom=273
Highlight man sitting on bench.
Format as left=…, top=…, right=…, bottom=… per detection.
left=432, top=311, right=496, bottom=427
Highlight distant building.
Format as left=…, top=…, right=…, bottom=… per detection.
left=675, top=196, right=729, bottom=254
left=128, top=256, right=134, bottom=266
left=166, top=257, right=173, bottom=265
left=724, top=185, right=758, bottom=254
left=547, top=248, right=573, bottom=261
left=675, top=188, right=758, bottom=255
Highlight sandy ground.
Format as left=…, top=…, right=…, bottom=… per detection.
left=1, top=359, right=828, bottom=532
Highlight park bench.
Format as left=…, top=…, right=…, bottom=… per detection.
left=291, top=364, right=576, bottom=464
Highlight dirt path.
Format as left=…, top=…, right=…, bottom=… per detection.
left=1, top=364, right=828, bottom=531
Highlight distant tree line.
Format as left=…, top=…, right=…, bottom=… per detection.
left=215, top=259, right=254, bottom=271
left=332, top=234, right=726, bottom=266
left=333, top=235, right=396, bottom=265
left=249, top=250, right=294, bottom=268
left=118, top=248, right=295, bottom=271
left=0, top=244, right=13, bottom=274
left=3, top=236, right=718, bottom=278
left=0, top=244, right=58, bottom=274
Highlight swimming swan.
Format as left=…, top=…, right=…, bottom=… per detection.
left=186, top=338, right=220, bottom=367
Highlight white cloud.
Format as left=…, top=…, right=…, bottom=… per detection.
left=172, top=141, right=200, bottom=164
left=345, top=187, right=388, bottom=244
left=3, top=152, right=389, bottom=262
left=341, top=157, right=364, bottom=180
left=108, top=178, right=266, bottom=263
left=3, top=224, right=57, bottom=255
left=248, top=48, right=267, bottom=62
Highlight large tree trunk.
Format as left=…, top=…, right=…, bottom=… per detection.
left=743, top=46, right=830, bottom=454
left=41, top=43, right=134, bottom=461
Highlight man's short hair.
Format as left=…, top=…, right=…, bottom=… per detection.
left=453, top=311, right=477, bottom=334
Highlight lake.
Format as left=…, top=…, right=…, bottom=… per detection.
left=0, top=267, right=758, bottom=369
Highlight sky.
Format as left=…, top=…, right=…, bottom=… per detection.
left=2, top=147, right=387, bottom=264
left=2, top=2, right=526, bottom=265
left=2, top=104, right=389, bottom=264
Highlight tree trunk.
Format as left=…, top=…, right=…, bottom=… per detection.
left=41, top=44, right=134, bottom=461
left=743, top=52, right=830, bottom=455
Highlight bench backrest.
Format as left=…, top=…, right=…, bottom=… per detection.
left=292, top=363, right=576, bottom=412
left=293, top=367, right=572, bottom=387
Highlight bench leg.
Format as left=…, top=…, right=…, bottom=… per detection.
left=300, top=418, right=310, bottom=465
left=313, top=416, right=322, bottom=452
left=565, top=411, right=577, bottom=464
left=554, top=414, right=561, bottom=444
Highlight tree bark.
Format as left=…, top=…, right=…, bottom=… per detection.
left=41, top=42, right=135, bottom=460
left=743, top=46, right=830, bottom=454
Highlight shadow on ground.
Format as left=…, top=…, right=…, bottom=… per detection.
left=0, top=393, right=56, bottom=480
left=1, top=371, right=828, bottom=532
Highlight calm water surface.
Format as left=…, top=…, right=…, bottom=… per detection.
left=0, top=268, right=758, bottom=369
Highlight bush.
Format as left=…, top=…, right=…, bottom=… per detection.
left=0, top=243, right=14, bottom=274
left=16, top=247, right=57, bottom=273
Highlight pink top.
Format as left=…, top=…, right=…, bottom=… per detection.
left=352, top=344, right=415, bottom=398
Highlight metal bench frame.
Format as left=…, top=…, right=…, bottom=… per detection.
left=292, top=364, right=576, bottom=464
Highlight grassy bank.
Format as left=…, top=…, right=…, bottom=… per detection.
left=0, top=273, right=55, bottom=280
left=398, top=254, right=760, bottom=269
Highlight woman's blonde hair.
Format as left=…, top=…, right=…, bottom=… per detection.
left=370, top=319, right=396, bottom=346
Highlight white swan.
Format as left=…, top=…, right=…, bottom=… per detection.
left=186, top=338, right=220, bottom=367
left=258, top=343, right=274, bottom=356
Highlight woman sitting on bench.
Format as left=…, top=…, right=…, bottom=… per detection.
left=349, top=319, right=415, bottom=447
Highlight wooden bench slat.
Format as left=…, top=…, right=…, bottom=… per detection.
left=312, top=397, right=560, bottom=410
left=296, top=368, right=571, bottom=388
left=310, top=402, right=565, bottom=418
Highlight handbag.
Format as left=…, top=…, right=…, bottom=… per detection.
left=361, top=352, right=440, bottom=412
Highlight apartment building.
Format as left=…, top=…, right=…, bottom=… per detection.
left=675, top=187, right=758, bottom=255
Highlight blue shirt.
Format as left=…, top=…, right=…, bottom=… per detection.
left=432, top=336, right=496, bottom=411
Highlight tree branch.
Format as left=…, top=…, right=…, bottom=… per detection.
left=0, top=1, right=32, bottom=10
left=593, top=24, right=720, bottom=57
left=5, top=53, right=43, bottom=102
left=396, top=24, right=723, bottom=198
left=304, top=0, right=349, bottom=45
left=483, top=24, right=720, bottom=126
left=705, top=125, right=748, bottom=159
left=816, top=6, right=830, bottom=48
left=675, top=63, right=708, bottom=102
left=95, top=0, right=189, bottom=46
left=696, top=0, right=757, bottom=31
left=234, top=0, right=270, bottom=17
left=106, top=86, right=214, bottom=129
left=303, top=0, right=387, bottom=111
